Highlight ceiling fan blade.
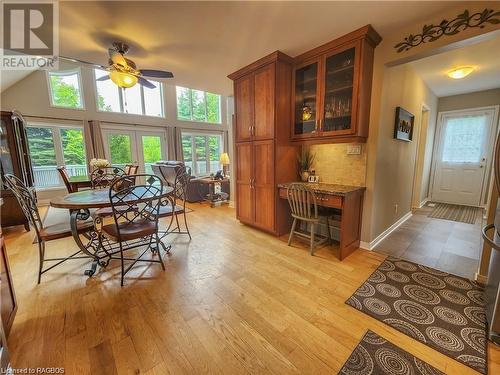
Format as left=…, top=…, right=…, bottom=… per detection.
left=96, top=75, right=110, bottom=81
left=59, top=55, right=107, bottom=69
left=139, top=69, right=174, bottom=79
left=137, top=76, right=157, bottom=89
left=108, top=48, right=128, bottom=67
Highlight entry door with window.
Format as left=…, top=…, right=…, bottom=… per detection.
left=431, top=109, right=496, bottom=206
left=103, top=129, right=167, bottom=174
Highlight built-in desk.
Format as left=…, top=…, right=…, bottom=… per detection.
left=277, top=182, right=365, bottom=260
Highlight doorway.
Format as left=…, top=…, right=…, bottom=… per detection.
left=102, top=128, right=168, bottom=174
left=430, top=107, right=497, bottom=206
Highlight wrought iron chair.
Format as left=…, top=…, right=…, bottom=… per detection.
left=4, top=174, right=94, bottom=283
left=57, top=166, right=75, bottom=193
left=286, top=183, right=331, bottom=255
left=152, top=163, right=192, bottom=240
left=90, top=166, right=125, bottom=189
left=100, top=174, right=165, bottom=286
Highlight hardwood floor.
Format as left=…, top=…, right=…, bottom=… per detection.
left=374, top=204, right=484, bottom=279
left=3, top=203, right=500, bottom=374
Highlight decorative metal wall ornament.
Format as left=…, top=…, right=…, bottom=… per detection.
left=394, top=9, right=500, bottom=53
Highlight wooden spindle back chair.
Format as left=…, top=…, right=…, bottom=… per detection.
left=286, top=183, right=331, bottom=255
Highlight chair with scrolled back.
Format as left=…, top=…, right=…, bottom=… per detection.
left=100, top=174, right=165, bottom=286
left=90, top=166, right=125, bottom=189
left=4, top=174, right=94, bottom=283
left=286, top=183, right=331, bottom=255
left=124, top=164, right=139, bottom=176
left=152, top=163, right=191, bottom=240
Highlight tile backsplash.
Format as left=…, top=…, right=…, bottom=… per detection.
left=309, top=143, right=366, bottom=186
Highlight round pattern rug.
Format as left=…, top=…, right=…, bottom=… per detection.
left=339, top=330, right=444, bottom=375
left=345, top=256, right=487, bottom=374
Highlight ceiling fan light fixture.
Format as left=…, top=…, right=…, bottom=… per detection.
left=109, top=70, right=138, bottom=88
left=447, top=66, right=475, bottom=79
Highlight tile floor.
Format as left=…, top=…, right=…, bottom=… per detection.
left=374, top=204, right=484, bottom=279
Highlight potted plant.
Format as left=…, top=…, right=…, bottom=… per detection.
left=297, top=148, right=315, bottom=182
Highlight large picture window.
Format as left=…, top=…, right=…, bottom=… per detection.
left=47, top=69, right=84, bottom=109
left=26, top=124, right=88, bottom=189
left=94, top=69, right=164, bottom=117
left=176, top=86, right=221, bottom=124
left=181, top=132, right=223, bottom=176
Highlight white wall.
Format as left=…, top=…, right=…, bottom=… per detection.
left=1, top=61, right=232, bottom=201
left=1, top=61, right=230, bottom=131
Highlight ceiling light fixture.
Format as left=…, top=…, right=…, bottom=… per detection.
left=109, top=70, right=138, bottom=88
left=447, top=66, right=475, bottom=79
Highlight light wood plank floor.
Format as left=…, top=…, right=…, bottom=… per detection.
left=3, top=204, right=500, bottom=374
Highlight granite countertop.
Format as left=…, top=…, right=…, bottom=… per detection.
left=277, top=182, right=366, bottom=196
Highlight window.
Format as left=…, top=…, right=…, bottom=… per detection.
left=442, top=115, right=487, bottom=163
left=27, top=124, right=88, bottom=189
left=176, top=86, right=221, bottom=123
left=181, top=132, right=223, bottom=175
left=47, top=70, right=84, bottom=109
left=94, top=69, right=164, bottom=117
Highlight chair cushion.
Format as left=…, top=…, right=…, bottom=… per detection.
left=155, top=204, right=184, bottom=217
left=101, top=220, right=156, bottom=242
left=40, top=207, right=94, bottom=241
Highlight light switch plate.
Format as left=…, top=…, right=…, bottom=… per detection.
left=347, top=144, right=362, bottom=155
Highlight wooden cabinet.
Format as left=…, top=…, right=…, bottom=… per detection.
left=234, top=64, right=276, bottom=142
left=0, top=230, right=17, bottom=338
left=1, top=110, right=34, bottom=230
left=292, top=25, right=381, bottom=144
left=229, top=52, right=298, bottom=235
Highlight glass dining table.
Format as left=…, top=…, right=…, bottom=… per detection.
left=50, top=186, right=174, bottom=277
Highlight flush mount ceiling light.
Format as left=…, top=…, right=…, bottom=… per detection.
left=447, top=66, right=475, bottom=79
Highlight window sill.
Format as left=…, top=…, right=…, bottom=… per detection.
left=176, top=117, right=222, bottom=126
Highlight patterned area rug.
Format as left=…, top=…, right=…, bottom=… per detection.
left=346, top=256, right=487, bottom=374
left=428, top=202, right=480, bottom=224
left=338, top=330, right=444, bottom=375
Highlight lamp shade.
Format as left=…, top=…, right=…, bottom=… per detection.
left=109, top=70, right=138, bottom=88
left=219, top=152, right=230, bottom=165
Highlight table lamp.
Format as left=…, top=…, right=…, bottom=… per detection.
left=220, top=152, right=230, bottom=177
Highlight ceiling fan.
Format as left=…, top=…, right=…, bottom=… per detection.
left=60, top=42, right=174, bottom=89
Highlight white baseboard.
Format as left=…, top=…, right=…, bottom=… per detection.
left=418, top=197, right=429, bottom=208
left=359, top=211, right=413, bottom=250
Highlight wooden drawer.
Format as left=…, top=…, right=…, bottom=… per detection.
left=278, top=188, right=342, bottom=209
left=316, top=194, right=342, bottom=209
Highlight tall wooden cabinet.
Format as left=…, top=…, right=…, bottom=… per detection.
left=292, top=25, right=381, bottom=143
left=229, top=52, right=297, bottom=235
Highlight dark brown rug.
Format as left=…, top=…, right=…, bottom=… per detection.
left=339, top=330, right=445, bottom=375
left=428, top=202, right=480, bottom=224
left=346, top=256, right=487, bottom=374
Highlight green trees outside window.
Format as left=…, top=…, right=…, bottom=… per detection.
left=176, top=86, right=221, bottom=124
left=48, top=71, right=83, bottom=109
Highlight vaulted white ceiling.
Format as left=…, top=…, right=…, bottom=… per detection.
left=51, top=1, right=465, bottom=95
left=409, top=35, right=500, bottom=97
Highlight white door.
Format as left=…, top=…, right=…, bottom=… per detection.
left=135, top=131, right=168, bottom=174
left=102, top=129, right=167, bottom=174
left=431, top=109, right=496, bottom=206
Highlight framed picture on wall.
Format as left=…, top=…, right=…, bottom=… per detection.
left=394, top=107, right=414, bottom=142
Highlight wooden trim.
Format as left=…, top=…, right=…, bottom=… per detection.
left=294, top=24, right=381, bottom=63
left=228, top=51, right=293, bottom=81
left=291, top=135, right=367, bottom=145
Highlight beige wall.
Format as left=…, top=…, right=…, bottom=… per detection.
left=370, top=64, right=437, bottom=239
left=438, top=88, right=500, bottom=112
left=310, top=143, right=366, bottom=186
left=361, top=1, right=500, bottom=243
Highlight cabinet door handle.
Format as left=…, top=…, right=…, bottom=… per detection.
left=248, top=125, right=252, bottom=136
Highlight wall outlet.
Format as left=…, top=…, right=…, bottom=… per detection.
left=347, top=144, right=362, bottom=155
left=394, top=204, right=398, bottom=214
